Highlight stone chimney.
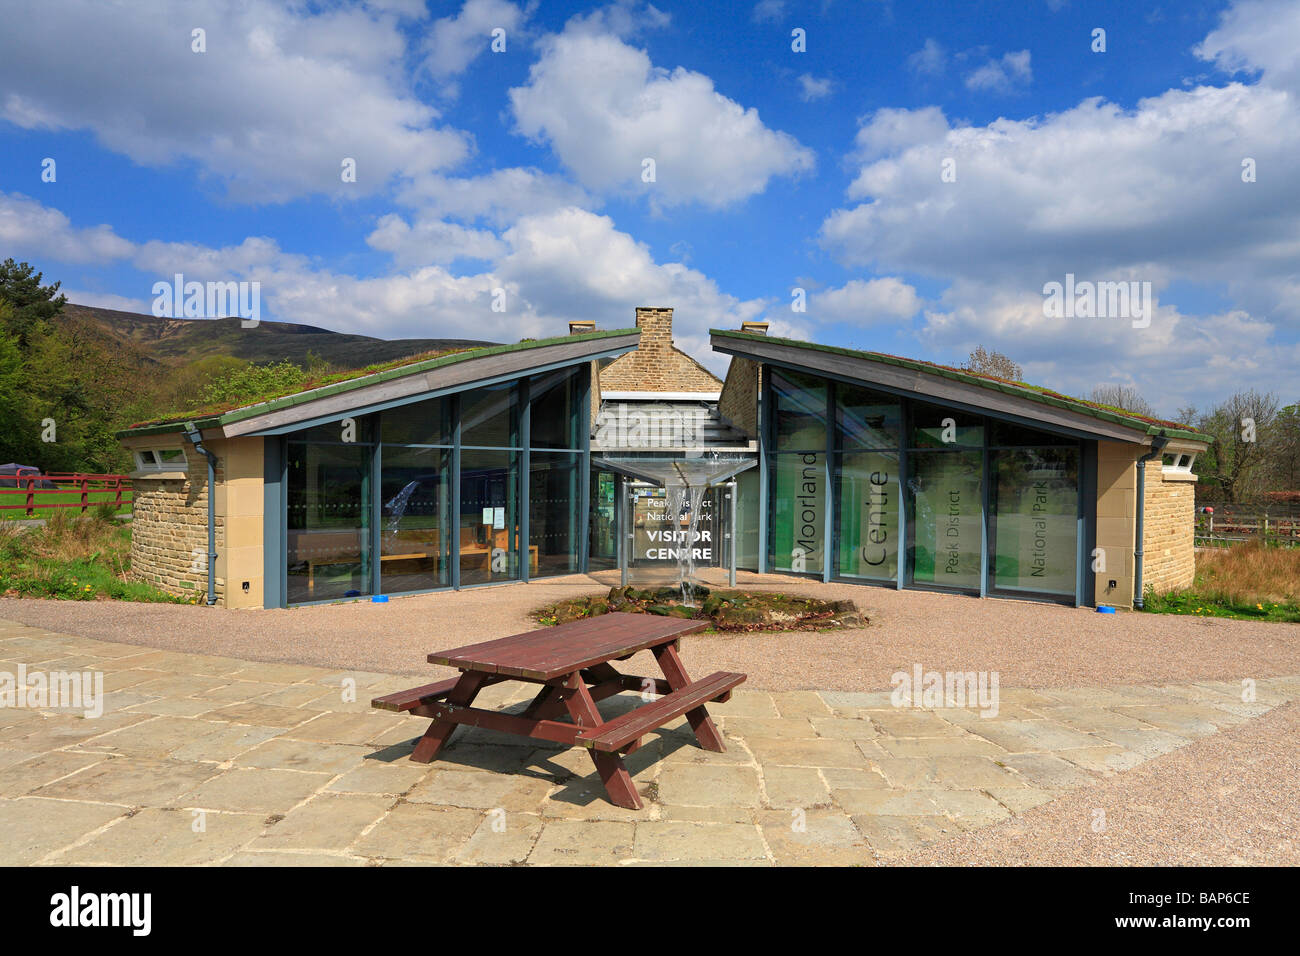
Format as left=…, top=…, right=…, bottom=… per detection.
left=634, top=307, right=673, bottom=357
left=740, top=320, right=769, bottom=335
left=597, top=306, right=722, bottom=393
left=569, top=319, right=596, bottom=335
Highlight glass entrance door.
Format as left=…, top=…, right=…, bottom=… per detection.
left=459, top=448, right=520, bottom=585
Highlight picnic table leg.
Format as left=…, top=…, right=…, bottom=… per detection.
left=653, top=641, right=726, bottom=753
left=561, top=674, right=642, bottom=810
left=410, top=671, right=489, bottom=763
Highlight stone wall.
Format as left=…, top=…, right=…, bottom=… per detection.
left=597, top=308, right=722, bottom=393
left=127, top=435, right=265, bottom=607
left=129, top=441, right=221, bottom=602
left=718, top=355, right=760, bottom=438
left=1141, top=464, right=1197, bottom=596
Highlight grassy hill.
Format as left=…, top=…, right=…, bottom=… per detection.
left=60, top=304, right=493, bottom=367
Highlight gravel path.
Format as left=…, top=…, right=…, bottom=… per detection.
left=2, top=571, right=1297, bottom=690
left=895, top=700, right=1300, bottom=866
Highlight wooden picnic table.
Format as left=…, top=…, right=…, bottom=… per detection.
left=372, top=613, right=746, bottom=809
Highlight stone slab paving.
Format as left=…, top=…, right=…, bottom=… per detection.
left=1, top=617, right=1295, bottom=866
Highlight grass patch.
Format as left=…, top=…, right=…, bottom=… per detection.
left=0, top=490, right=133, bottom=521
left=1143, top=540, right=1300, bottom=623
left=0, top=511, right=190, bottom=603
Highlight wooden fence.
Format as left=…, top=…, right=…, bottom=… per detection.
left=0, top=473, right=133, bottom=517
left=1195, top=501, right=1300, bottom=548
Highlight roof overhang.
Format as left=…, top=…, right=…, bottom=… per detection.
left=711, top=331, right=1205, bottom=446
left=123, top=330, right=638, bottom=440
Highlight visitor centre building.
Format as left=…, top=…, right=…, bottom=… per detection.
left=119, top=307, right=1209, bottom=611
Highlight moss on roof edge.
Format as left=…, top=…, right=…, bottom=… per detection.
left=711, top=329, right=1213, bottom=443
left=118, top=327, right=638, bottom=438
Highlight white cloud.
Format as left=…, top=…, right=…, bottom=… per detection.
left=907, top=39, right=946, bottom=77
left=366, top=214, right=507, bottom=268
left=396, top=168, right=594, bottom=227
left=812, top=277, right=923, bottom=325
left=1196, top=0, right=1300, bottom=93
left=0, top=192, right=134, bottom=264
left=0, top=0, right=468, bottom=202
left=797, top=74, right=834, bottom=102
left=508, top=26, right=814, bottom=207
left=423, top=0, right=529, bottom=86
left=752, top=1, right=785, bottom=24
left=964, top=49, right=1033, bottom=92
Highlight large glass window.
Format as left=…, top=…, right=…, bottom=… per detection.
left=837, top=451, right=900, bottom=582
left=461, top=382, right=519, bottom=448
left=286, top=441, right=372, bottom=604
left=530, top=367, right=582, bottom=449
left=380, top=445, right=450, bottom=593
left=530, top=451, right=580, bottom=577
left=771, top=452, right=825, bottom=574
left=459, top=448, right=520, bottom=586
left=837, top=383, right=901, bottom=449
left=990, top=447, right=1078, bottom=597
left=905, top=450, right=982, bottom=591
left=772, top=369, right=827, bottom=450
left=381, top=397, right=450, bottom=446
left=911, top=401, right=982, bottom=449
left=588, top=468, right=618, bottom=572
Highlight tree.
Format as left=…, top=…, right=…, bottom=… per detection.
left=1088, top=384, right=1156, bottom=418
left=0, top=259, right=67, bottom=344
left=1261, top=403, right=1300, bottom=491
left=962, top=345, right=1022, bottom=381
left=1190, top=390, right=1280, bottom=502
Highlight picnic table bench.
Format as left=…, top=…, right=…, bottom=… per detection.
left=372, top=613, right=745, bottom=809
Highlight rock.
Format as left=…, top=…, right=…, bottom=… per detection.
left=666, top=605, right=698, bottom=619
left=645, top=604, right=673, bottom=616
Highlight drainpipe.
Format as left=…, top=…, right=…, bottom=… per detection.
left=183, top=422, right=218, bottom=606
left=1133, top=431, right=1170, bottom=609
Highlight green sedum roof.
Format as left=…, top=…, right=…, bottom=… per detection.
left=711, top=329, right=1212, bottom=443
left=120, top=328, right=637, bottom=438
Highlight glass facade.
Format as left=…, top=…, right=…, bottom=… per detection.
left=279, top=364, right=588, bottom=604
left=766, top=367, right=1083, bottom=603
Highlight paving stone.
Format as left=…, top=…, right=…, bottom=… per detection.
left=255, top=793, right=395, bottom=850
left=204, top=701, right=316, bottom=728
left=875, top=734, right=1006, bottom=758
left=925, top=790, right=1012, bottom=828
left=282, top=711, right=404, bottom=744
left=821, top=766, right=889, bottom=790
left=1091, top=726, right=1192, bottom=758
left=235, top=738, right=371, bottom=775
left=349, top=803, right=481, bottom=861
left=988, top=787, right=1058, bottom=814
left=998, top=752, right=1098, bottom=789
left=59, top=808, right=267, bottom=865
left=1111, top=705, right=1230, bottom=737
left=0, top=797, right=127, bottom=865
left=1058, top=746, right=1148, bottom=774
left=123, top=696, right=222, bottom=718
left=326, top=760, right=432, bottom=795
left=870, top=755, right=1024, bottom=791
left=744, top=736, right=870, bottom=768
left=770, top=691, right=833, bottom=718
left=657, top=763, right=762, bottom=808
left=1, top=711, right=152, bottom=749
left=167, top=724, right=283, bottom=763
left=962, top=719, right=1102, bottom=753
left=869, top=710, right=964, bottom=737
left=175, top=767, right=332, bottom=812
left=255, top=685, right=337, bottom=708
left=710, top=689, right=778, bottom=718
left=454, top=812, right=544, bottom=865
left=833, top=788, right=943, bottom=816
left=760, top=765, right=831, bottom=809
left=35, top=755, right=219, bottom=806
left=230, top=662, right=329, bottom=684
left=72, top=715, right=227, bottom=758
left=817, top=690, right=896, bottom=711
left=852, top=814, right=953, bottom=855
left=809, top=717, right=880, bottom=740
left=659, top=805, right=754, bottom=823
left=722, top=716, right=817, bottom=738
left=0, top=750, right=105, bottom=798
left=407, top=768, right=535, bottom=809
left=632, top=821, right=767, bottom=862
left=528, top=820, right=635, bottom=865
left=758, top=808, right=871, bottom=865
left=225, top=850, right=370, bottom=866
left=132, top=674, right=232, bottom=697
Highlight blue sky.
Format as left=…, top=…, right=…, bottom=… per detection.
left=1, top=0, right=1297, bottom=418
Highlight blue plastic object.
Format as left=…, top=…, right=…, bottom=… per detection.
left=1096, top=605, right=1116, bottom=614
left=372, top=595, right=389, bottom=603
